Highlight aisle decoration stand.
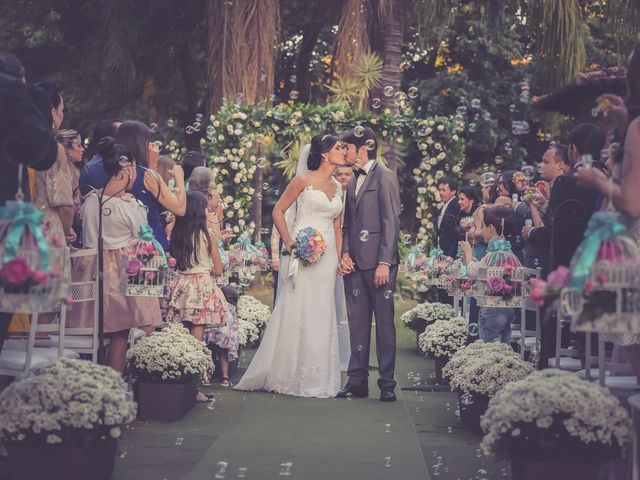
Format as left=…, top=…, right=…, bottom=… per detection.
left=413, top=247, right=453, bottom=292
left=121, top=225, right=169, bottom=297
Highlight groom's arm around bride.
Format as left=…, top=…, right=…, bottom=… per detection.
left=338, top=127, right=401, bottom=402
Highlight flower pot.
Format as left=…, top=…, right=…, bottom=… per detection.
left=7, top=440, right=117, bottom=480
left=137, top=381, right=197, bottom=421
left=434, top=356, right=449, bottom=385
left=458, top=391, right=490, bottom=435
left=510, top=458, right=608, bottom=480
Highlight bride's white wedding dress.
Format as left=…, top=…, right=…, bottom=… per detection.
left=235, top=182, right=342, bottom=398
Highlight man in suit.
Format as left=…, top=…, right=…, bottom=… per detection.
left=337, top=127, right=401, bottom=402
left=436, top=177, right=460, bottom=259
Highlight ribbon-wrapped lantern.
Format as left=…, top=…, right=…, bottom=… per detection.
left=0, top=200, right=69, bottom=313
left=560, top=212, right=640, bottom=333
left=121, top=224, right=169, bottom=297
left=472, top=237, right=539, bottom=308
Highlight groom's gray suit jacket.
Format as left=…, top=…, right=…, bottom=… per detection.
left=342, top=161, right=401, bottom=269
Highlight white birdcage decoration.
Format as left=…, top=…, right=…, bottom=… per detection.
left=418, top=247, right=453, bottom=288
left=403, top=246, right=427, bottom=277
left=446, top=258, right=471, bottom=297
left=121, top=225, right=169, bottom=297
left=559, top=212, right=640, bottom=333
left=473, top=237, right=538, bottom=308
left=0, top=200, right=69, bottom=313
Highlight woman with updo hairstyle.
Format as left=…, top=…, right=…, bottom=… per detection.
left=459, top=204, right=519, bottom=344
left=74, top=137, right=162, bottom=373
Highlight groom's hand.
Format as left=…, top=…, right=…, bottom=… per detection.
left=340, top=252, right=355, bottom=275
left=373, top=263, right=390, bottom=288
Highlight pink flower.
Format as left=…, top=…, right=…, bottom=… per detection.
left=125, top=258, right=143, bottom=276
left=32, top=270, right=48, bottom=284
left=168, top=257, right=177, bottom=268
left=502, top=283, right=513, bottom=293
left=503, top=266, right=513, bottom=276
left=0, top=257, right=33, bottom=285
left=547, top=266, right=570, bottom=291
left=529, top=279, right=547, bottom=306
left=584, top=282, right=595, bottom=294
left=487, top=275, right=506, bottom=293
left=64, top=295, right=74, bottom=305
left=51, top=237, right=63, bottom=248
left=446, top=275, right=453, bottom=282
left=596, top=274, right=607, bottom=285
left=145, top=271, right=156, bottom=282
left=144, top=243, right=156, bottom=255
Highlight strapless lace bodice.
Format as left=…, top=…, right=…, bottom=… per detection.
left=292, top=180, right=343, bottom=243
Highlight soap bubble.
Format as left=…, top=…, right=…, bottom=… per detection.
left=417, top=121, right=429, bottom=136
left=256, top=157, right=266, bottom=168
left=482, top=111, right=492, bottom=120
left=371, top=97, right=382, bottom=109
left=509, top=104, right=517, bottom=112
left=289, top=74, right=297, bottom=83
left=384, top=290, right=393, bottom=299
left=471, top=98, right=481, bottom=109
left=359, top=230, right=370, bottom=241
left=468, top=323, right=479, bottom=336
left=482, top=163, right=490, bottom=172
left=521, top=165, right=536, bottom=180
left=279, top=462, right=293, bottom=476
left=193, top=122, right=202, bottom=132
left=195, top=113, right=204, bottom=122
left=149, top=123, right=158, bottom=133
left=352, top=289, right=360, bottom=297
left=408, top=86, right=419, bottom=99
left=383, top=86, right=394, bottom=97
left=468, top=123, right=477, bottom=133
left=289, top=90, right=299, bottom=100
left=456, top=106, right=467, bottom=115
left=167, top=119, right=175, bottom=127
left=354, top=126, right=365, bottom=137
left=385, top=423, right=391, bottom=433
left=185, top=126, right=195, bottom=135
left=384, top=456, right=392, bottom=467
left=356, top=344, right=363, bottom=351
left=256, top=193, right=263, bottom=200
left=365, top=139, right=376, bottom=151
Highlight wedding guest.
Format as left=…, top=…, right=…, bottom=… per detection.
left=116, top=120, right=186, bottom=251
left=459, top=205, right=518, bottom=343
left=79, top=119, right=121, bottom=192
left=334, top=165, right=354, bottom=190
left=182, top=150, right=206, bottom=187
left=166, top=191, right=227, bottom=397
left=458, top=186, right=479, bottom=218
left=33, top=86, right=77, bottom=244
left=496, top=170, right=532, bottom=262
left=188, top=166, right=234, bottom=241
left=435, top=177, right=460, bottom=258
left=0, top=53, right=58, bottom=354
left=156, top=155, right=176, bottom=185
left=80, top=138, right=161, bottom=373
left=576, top=43, right=640, bottom=381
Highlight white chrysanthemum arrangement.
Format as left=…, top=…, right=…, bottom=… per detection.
left=418, top=316, right=467, bottom=358
left=401, top=302, right=454, bottom=333
left=443, top=341, right=533, bottom=396
left=238, top=319, right=260, bottom=348
left=0, top=358, right=136, bottom=446
left=237, top=295, right=271, bottom=329
left=127, top=323, right=214, bottom=383
left=480, top=369, right=632, bottom=463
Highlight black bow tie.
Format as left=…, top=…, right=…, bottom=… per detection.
left=355, top=168, right=367, bottom=178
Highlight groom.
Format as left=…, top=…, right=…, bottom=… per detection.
left=338, top=127, right=401, bottom=402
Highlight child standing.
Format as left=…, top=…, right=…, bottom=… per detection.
left=459, top=205, right=519, bottom=343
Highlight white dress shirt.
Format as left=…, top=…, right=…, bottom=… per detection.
left=355, top=160, right=375, bottom=196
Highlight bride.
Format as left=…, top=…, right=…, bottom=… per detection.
left=235, top=135, right=345, bottom=398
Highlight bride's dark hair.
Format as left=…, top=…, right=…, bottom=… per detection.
left=307, top=134, right=338, bottom=171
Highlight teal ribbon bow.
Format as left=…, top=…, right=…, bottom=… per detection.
left=487, top=237, right=512, bottom=253
left=569, top=211, right=626, bottom=289
left=138, top=224, right=167, bottom=262
left=237, top=235, right=263, bottom=260
left=428, top=247, right=444, bottom=259
left=0, top=201, right=48, bottom=271
left=217, top=239, right=229, bottom=269
left=407, top=246, right=421, bottom=267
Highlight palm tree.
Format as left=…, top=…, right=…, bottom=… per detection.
left=207, top=0, right=279, bottom=239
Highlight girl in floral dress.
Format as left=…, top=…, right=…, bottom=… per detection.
left=166, top=191, right=231, bottom=392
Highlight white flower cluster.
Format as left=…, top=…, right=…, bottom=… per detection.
left=418, top=316, right=467, bottom=358
left=480, top=369, right=632, bottom=456
left=0, top=359, right=136, bottom=445
left=127, top=323, right=214, bottom=383
left=401, top=302, right=454, bottom=332
left=238, top=319, right=260, bottom=348
left=237, top=295, right=271, bottom=328
left=443, top=341, right=533, bottom=396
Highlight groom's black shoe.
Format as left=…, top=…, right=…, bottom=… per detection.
left=336, top=384, right=368, bottom=398
left=379, top=390, right=396, bottom=402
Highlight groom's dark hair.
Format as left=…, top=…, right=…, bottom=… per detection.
left=340, top=126, right=377, bottom=160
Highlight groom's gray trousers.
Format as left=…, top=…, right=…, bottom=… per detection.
left=344, top=266, right=398, bottom=391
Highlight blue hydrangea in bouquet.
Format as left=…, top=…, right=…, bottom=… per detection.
left=287, top=227, right=326, bottom=266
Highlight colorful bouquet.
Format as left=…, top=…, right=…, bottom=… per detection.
left=289, top=227, right=326, bottom=266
